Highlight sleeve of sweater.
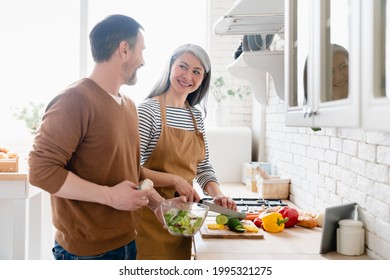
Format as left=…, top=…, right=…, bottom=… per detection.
left=28, top=90, right=89, bottom=194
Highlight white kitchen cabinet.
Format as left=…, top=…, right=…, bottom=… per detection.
left=285, top=0, right=361, bottom=128
left=361, top=0, right=390, bottom=131
left=284, top=0, right=313, bottom=127
left=0, top=173, right=50, bottom=260
left=216, top=0, right=390, bottom=131
left=213, top=0, right=284, bottom=36
left=213, top=0, right=285, bottom=104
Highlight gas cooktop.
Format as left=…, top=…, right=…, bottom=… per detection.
left=201, top=197, right=288, bottom=213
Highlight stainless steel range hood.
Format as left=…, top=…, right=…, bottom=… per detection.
left=213, top=0, right=284, bottom=35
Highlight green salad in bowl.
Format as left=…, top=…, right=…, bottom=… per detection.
left=161, top=200, right=209, bottom=237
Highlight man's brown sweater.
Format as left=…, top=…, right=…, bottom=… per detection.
left=28, top=78, right=142, bottom=256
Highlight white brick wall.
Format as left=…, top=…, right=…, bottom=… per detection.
left=206, top=0, right=253, bottom=128
left=263, top=82, right=390, bottom=260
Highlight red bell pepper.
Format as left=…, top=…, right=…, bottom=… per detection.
left=278, top=206, right=299, bottom=228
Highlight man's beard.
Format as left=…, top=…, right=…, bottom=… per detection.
left=127, top=74, right=137, bottom=86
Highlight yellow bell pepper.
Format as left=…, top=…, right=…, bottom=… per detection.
left=261, top=212, right=289, bottom=233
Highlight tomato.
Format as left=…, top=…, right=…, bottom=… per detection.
left=253, top=217, right=263, bottom=228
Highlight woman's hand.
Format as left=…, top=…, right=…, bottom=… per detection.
left=202, top=181, right=237, bottom=211
left=172, top=175, right=201, bottom=202
left=213, top=194, right=237, bottom=211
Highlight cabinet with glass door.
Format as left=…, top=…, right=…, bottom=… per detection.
left=285, top=0, right=361, bottom=128
left=361, top=0, right=390, bottom=132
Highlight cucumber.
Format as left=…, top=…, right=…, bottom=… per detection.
left=216, top=214, right=229, bottom=225
left=227, top=218, right=243, bottom=231
left=233, top=227, right=246, bottom=233
left=227, top=218, right=247, bottom=233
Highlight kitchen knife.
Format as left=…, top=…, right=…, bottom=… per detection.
left=200, top=200, right=246, bottom=220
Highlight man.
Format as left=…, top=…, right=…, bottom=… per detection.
left=28, top=14, right=173, bottom=260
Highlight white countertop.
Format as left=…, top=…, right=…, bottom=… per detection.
left=193, top=183, right=372, bottom=260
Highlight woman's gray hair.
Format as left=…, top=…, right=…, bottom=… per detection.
left=331, top=44, right=349, bottom=59
left=147, top=44, right=211, bottom=116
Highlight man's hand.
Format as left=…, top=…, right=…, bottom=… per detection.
left=104, top=180, right=151, bottom=211
left=139, top=179, right=188, bottom=224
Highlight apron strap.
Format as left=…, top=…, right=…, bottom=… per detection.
left=159, top=94, right=201, bottom=135
left=159, top=95, right=168, bottom=127
left=184, top=100, right=201, bottom=136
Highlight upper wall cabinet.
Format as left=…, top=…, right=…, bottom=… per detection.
left=361, top=0, right=390, bottom=132
left=213, top=0, right=285, bottom=104
left=285, top=0, right=361, bottom=128
left=213, top=0, right=284, bottom=35
left=284, top=0, right=313, bottom=127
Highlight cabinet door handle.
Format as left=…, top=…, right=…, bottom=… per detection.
left=303, top=107, right=311, bottom=118
left=303, top=107, right=317, bottom=118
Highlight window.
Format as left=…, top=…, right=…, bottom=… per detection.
left=1, top=0, right=208, bottom=149
left=0, top=0, right=80, bottom=141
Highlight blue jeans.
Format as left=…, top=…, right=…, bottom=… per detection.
left=52, top=240, right=137, bottom=260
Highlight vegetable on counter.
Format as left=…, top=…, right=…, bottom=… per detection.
left=261, top=212, right=289, bottom=233
left=216, top=214, right=229, bottom=225
left=242, top=222, right=259, bottom=233
left=211, top=214, right=246, bottom=232
left=243, top=206, right=278, bottom=221
left=207, top=223, right=225, bottom=230
left=244, top=213, right=260, bottom=221
left=253, top=217, right=263, bottom=228
left=208, top=215, right=261, bottom=233
left=277, top=206, right=299, bottom=228
left=227, top=218, right=246, bottom=233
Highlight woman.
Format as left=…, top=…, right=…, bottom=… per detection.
left=331, top=43, right=349, bottom=100
left=136, top=44, right=237, bottom=260
left=303, top=43, right=349, bottom=104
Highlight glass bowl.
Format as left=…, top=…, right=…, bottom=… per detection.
left=161, top=200, right=209, bottom=237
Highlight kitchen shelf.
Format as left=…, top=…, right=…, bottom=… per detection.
left=213, top=0, right=284, bottom=36
left=227, top=51, right=284, bottom=104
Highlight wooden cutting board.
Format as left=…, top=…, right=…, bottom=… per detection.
left=200, top=220, right=264, bottom=239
